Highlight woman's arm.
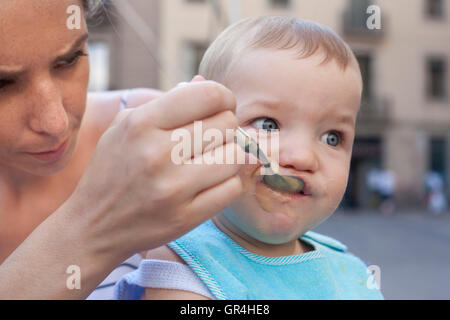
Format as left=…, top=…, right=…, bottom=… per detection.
left=85, top=88, right=164, bottom=138
left=87, top=88, right=164, bottom=112
left=0, top=89, right=165, bottom=299
left=0, top=200, right=119, bottom=299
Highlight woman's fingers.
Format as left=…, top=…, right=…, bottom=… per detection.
left=135, top=81, right=237, bottom=130
left=191, top=75, right=206, bottom=82
left=125, top=88, right=164, bottom=108
left=172, top=110, right=238, bottom=161
left=74, top=81, right=243, bottom=259
left=185, top=175, right=243, bottom=228
left=175, top=142, right=244, bottom=197
left=110, top=108, right=134, bottom=127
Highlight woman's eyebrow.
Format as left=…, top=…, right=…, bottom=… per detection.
left=0, top=66, right=25, bottom=79
left=54, top=33, right=89, bottom=61
left=0, top=34, right=90, bottom=77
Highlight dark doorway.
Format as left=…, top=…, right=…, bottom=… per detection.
left=341, top=138, right=383, bottom=209
left=430, top=138, right=447, bottom=187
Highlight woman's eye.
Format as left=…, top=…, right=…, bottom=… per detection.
left=0, top=79, right=14, bottom=90
left=321, top=131, right=341, bottom=147
left=54, top=50, right=87, bottom=69
left=251, top=118, right=279, bottom=131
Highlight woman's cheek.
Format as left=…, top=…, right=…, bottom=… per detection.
left=62, top=64, right=89, bottom=121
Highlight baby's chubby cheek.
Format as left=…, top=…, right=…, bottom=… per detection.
left=314, top=166, right=350, bottom=224
left=228, top=164, right=270, bottom=216
left=224, top=158, right=351, bottom=242
left=235, top=157, right=262, bottom=191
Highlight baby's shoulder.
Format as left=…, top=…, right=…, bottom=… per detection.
left=303, top=231, right=371, bottom=272
left=143, top=245, right=187, bottom=264
left=302, top=231, right=348, bottom=253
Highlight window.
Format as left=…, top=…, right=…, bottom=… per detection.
left=181, top=41, right=209, bottom=81
left=426, top=57, right=447, bottom=100
left=347, top=0, right=371, bottom=29
left=269, top=0, right=290, bottom=9
left=88, top=42, right=110, bottom=92
left=426, top=0, right=445, bottom=19
left=356, top=54, right=373, bottom=100
left=429, top=138, right=447, bottom=185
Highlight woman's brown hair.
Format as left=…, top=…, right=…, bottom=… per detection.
left=81, top=0, right=103, bottom=18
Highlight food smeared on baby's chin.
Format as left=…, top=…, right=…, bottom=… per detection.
left=254, top=180, right=297, bottom=218
left=239, top=165, right=304, bottom=219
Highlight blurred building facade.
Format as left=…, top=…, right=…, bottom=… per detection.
left=88, top=0, right=450, bottom=209
left=86, top=0, right=160, bottom=90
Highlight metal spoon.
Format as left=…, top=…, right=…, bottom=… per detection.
left=235, top=127, right=305, bottom=194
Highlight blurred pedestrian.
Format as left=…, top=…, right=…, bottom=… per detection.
left=366, top=168, right=396, bottom=215
left=424, top=171, right=448, bottom=215
left=377, top=170, right=396, bottom=215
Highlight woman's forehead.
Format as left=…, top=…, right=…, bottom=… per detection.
left=0, top=0, right=81, bottom=18
left=0, top=0, right=87, bottom=64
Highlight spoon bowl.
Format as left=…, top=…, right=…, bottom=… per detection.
left=235, top=127, right=305, bottom=194
left=263, top=174, right=305, bottom=195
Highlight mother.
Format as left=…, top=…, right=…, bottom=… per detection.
left=0, top=0, right=242, bottom=299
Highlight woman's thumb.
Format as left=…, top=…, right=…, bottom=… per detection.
left=191, top=75, right=206, bottom=82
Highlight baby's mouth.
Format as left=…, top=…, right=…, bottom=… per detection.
left=261, top=178, right=311, bottom=200
left=262, top=174, right=305, bottom=195
left=252, top=180, right=309, bottom=219
left=247, top=164, right=312, bottom=198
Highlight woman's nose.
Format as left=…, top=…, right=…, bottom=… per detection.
left=278, top=138, right=319, bottom=173
left=28, top=77, right=68, bottom=137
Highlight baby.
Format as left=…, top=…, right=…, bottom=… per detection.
left=115, top=16, right=383, bottom=300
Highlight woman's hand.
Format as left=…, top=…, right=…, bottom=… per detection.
left=70, top=79, right=244, bottom=265
left=0, top=79, right=243, bottom=299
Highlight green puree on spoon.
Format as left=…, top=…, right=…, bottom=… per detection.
left=235, top=127, right=305, bottom=195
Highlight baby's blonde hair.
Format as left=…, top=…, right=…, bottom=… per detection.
left=200, top=16, right=359, bottom=85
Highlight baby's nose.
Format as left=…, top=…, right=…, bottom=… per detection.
left=278, top=140, right=319, bottom=173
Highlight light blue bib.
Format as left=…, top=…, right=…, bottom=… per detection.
left=168, top=220, right=383, bottom=300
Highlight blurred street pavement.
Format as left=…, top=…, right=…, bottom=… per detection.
left=313, top=209, right=450, bottom=300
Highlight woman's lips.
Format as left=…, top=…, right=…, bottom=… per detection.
left=27, top=139, right=69, bottom=162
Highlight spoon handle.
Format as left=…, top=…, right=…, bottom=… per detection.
left=235, top=128, right=305, bottom=193
left=235, top=127, right=274, bottom=173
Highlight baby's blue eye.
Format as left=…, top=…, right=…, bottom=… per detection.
left=321, top=132, right=341, bottom=147
left=252, top=118, right=279, bottom=131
